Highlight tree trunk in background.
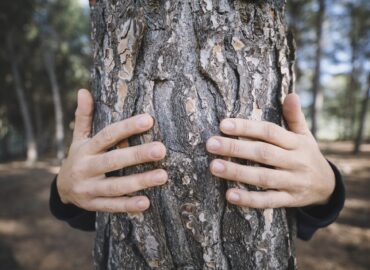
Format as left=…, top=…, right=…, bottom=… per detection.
left=354, top=79, right=370, bottom=154
left=345, top=50, right=359, bottom=140
left=6, top=33, right=38, bottom=164
left=310, top=0, right=325, bottom=138
left=43, top=49, right=65, bottom=161
left=91, top=1, right=296, bottom=269
left=345, top=4, right=360, bottom=140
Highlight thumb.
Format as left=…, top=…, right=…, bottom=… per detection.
left=73, top=89, right=94, bottom=141
left=283, top=93, right=309, bottom=135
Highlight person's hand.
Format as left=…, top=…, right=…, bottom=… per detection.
left=57, top=89, right=168, bottom=213
left=206, top=93, right=335, bottom=209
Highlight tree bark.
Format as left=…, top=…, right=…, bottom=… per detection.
left=6, top=32, right=38, bottom=164
left=91, top=1, right=296, bottom=269
left=43, top=48, right=65, bottom=161
left=310, top=0, right=325, bottom=138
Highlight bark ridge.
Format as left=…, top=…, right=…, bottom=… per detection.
left=91, top=1, right=297, bottom=269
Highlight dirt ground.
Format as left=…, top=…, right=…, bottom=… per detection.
left=0, top=141, right=369, bottom=270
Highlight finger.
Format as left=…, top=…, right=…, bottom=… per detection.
left=73, top=89, right=94, bottom=141
left=88, top=196, right=150, bottom=213
left=87, top=169, right=168, bottom=197
left=220, top=118, right=298, bottom=150
left=206, top=136, right=295, bottom=169
left=87, top=113, right=154, bottom=154
left=226, top=189, right=293, bottom=209
left=210, top=159, right=294, bottom=190
left=88, top=142, right=166, bottom=175
left=283, top=93, right=309, bottom=135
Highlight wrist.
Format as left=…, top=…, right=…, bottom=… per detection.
left=55, top=175, right=70, bottom=205
left=314, top=159, right=336, bottom=206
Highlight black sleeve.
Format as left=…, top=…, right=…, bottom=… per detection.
left=296, top=159, right=345, bottom=240
left=49, top=176, right=96, bottom=231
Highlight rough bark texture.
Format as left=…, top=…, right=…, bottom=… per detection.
left=91, top=1, right=296, bottom=269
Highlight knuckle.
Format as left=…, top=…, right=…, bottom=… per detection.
left=134, top=147, right=145, bottom=163
left=231, top=165, right=242, bottom=181
left=105, top=155, right=118, bottom=171
left=102, top=202, right=117, bottom=213
left=295, top=157, right=309, bottom=171
left=70, top=163, right=84, bottom=179
left=83, top=186, right=95, bottom=198
left=107, top=181, right=120, bottom=196
left=119, top=201, right=129, bottom=212
left=246, top=195, right=257, bottom=208
left=74, top=109, right=80, bottom=119
left=294, top=174, right=308, bottom=190
left=71, top=183, right=84, bottom=196
left=303, top=178, right=313, bottom=191
left=228, top=140, right=240, bottom=156
left=241, top=120, right=249, bottom=133
left=263, top=199, right=273, bottom=209
left=265, top=123, right=277, bottom=141
left=101, top=127, right=114, bottom=144
left=81, top=201, right=94, bottom=211
left=259, top=144, right=273, bottom=163
left=144, top=173, right=156, bottom=188
left=258, top=171, right=271, bottom=189
left=120, top=119, right=130, bottom=131
left=69, top=169, right=80, bottom=181
left=135, top=174, right=149, bottom=190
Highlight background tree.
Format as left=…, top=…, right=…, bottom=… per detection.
left=310, top=0, right=325, bottom=138
left=1, top=1, right=38, bottom=164
left=354, top=76, right=370, bottom=154
left=0, top=0, right=90, bottom=163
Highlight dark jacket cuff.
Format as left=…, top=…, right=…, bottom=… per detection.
left=297, top=159, right=345, bottom=240
left=49, top=175, right=96, bottom=231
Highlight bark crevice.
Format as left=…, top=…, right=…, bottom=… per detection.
left=91, top=1, right=297, bottom=269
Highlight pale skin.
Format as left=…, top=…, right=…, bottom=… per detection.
left=57, top=89, right=335, bottom=213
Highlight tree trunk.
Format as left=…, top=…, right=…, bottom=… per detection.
left=6, top=32, right=38, bottom=165
left=310, top=0, right=325, bottom=138
left=354, top=78, right=370, bottom=154
left=91, top=1, right=296, bottom=269
left=345, top=4, right=360, bottom=140
left=42, top=48, right=65, bottom=161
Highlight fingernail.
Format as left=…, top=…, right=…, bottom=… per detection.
left=153, top=171, right=167, bottom=184
left=228, top=192, right=240, bottom=202
left=136, top=199, right=148, bottom=209
left=138, top=115, right=152, bottom=128
left=207, top=138, right=221, bottom=151
left=151, top=145, right=164, bottom=159
left=221, top=120, right=235, bottom=131
left=212, top=161, right=225, bottom=173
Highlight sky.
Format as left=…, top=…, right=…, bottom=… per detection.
left=78, top=0, right=88, bottom=8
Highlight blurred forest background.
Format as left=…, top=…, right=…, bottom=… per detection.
left=0, top=0, right=369, bottom=270
left=0, top=0, right=369, bottom=163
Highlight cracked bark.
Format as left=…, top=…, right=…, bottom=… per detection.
left=91, top=1, right=296, bottom=269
